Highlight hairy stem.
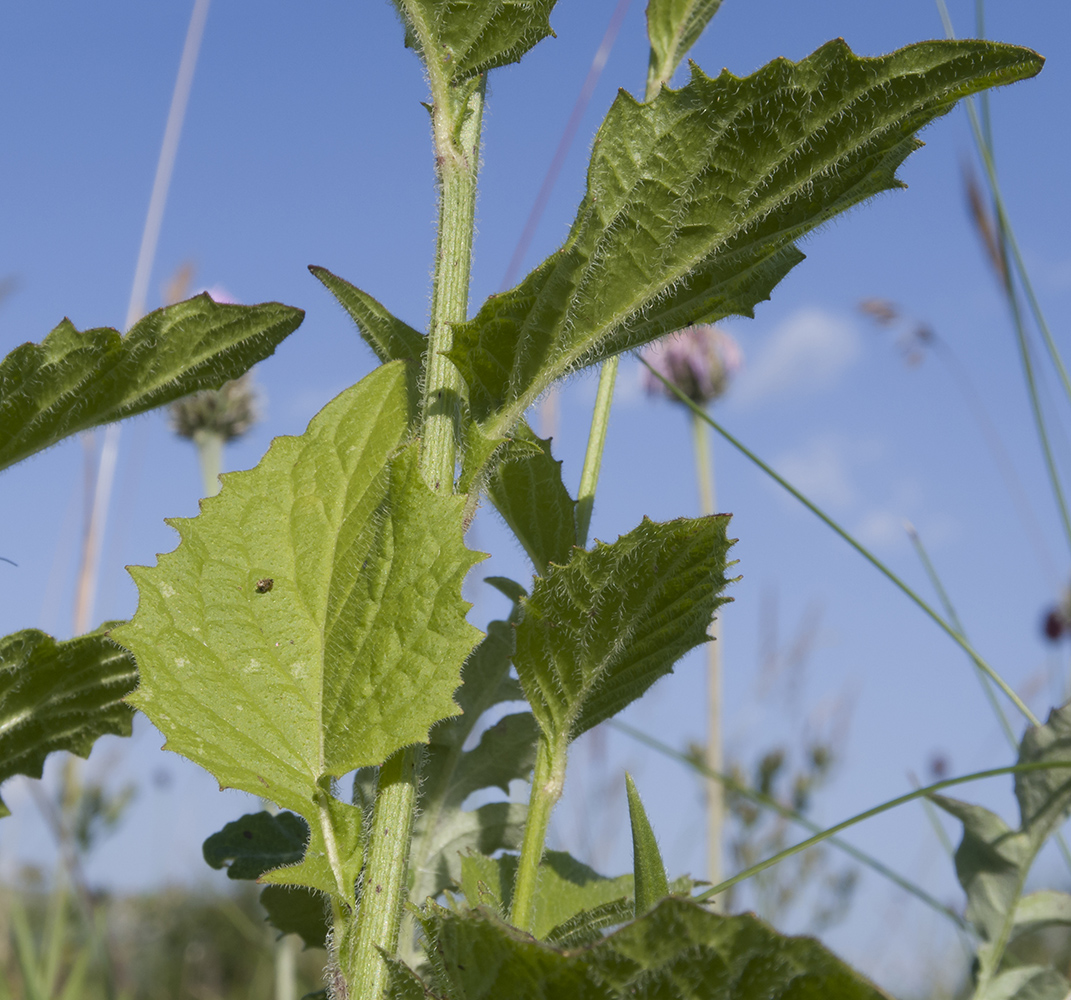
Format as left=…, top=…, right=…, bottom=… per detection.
left=348, top=750, right=420, bottom=998
left=348, top=66, right=485, bottom=1000
left=575, top=357, right=619, bottom=547
left=510, top=735, right=567, bottom=933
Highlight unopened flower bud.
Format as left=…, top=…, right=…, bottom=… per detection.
left=641, top=325, right=742, bottom=406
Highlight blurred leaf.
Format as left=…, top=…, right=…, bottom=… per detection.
left=0, top=295, right=303, bottom=472
left=933, top=702, right=1071, bottom=992
left=0, top=625, right=136, bottom=818
left=391, top=0, right=559, bottom=83
left=1012, top=890, right=1071, bottom=935
left=116, top=362, right=482, bottom=904
left=646, top=0, right=724, bottom=94
left=976, top=967, right=1071, bottom=1000
left=626, top=773, right=668, bottom=915
left=406, top=896, right=889, bottom=998
left=261, top=885, right=330, bottom=951
left=410, top=620, right=535, bottom=908
left=485, top=423, right=576, bottom=573
left=203, top=811, right=308, bottom=881
left=514, top=515, right=733, bottom=746
left=459, top=849, right=633, bottom=942
left=449, top=40, right=1043, bottom=441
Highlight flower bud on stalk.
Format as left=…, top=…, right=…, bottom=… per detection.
left=641, top=324, right=742, bottom=406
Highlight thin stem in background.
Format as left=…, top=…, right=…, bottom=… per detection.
left=72, top=0, right=211, bottom=636
left=575, top=357, right=619, bottom=548
left=499, top=0, right=631, bottom=291
left=641, top=358, right=1040, bottom=727
left=695, top=760, right=1071, bottom=903
left=611, top=720, right=971, bottom=933
left=691, top=411, right=724, bottom=893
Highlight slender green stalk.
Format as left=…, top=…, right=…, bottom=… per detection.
left=641, top=358, right=1039, bottom=726
left=350, top=55, right=485, bottom=1000
left=348, top=751, right=420, bottom=998
left=692, top=412, right=724, bottom=895
left=575, top=357, right=619, bottom=547
left=610, top=720, right=971, bottom=933
left=695, top=759, right=1071, bottom=903
left=510, top=736, right=568, bottom=933
left=193, top=429, right=224, bottom=498
left=906, top=524, right=1018, bottom=748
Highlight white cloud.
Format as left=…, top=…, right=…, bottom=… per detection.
left=731, top=308, right=859, bottom=406
left=773, top=435, right=858, bottom=510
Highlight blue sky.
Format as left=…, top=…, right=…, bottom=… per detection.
left=2, top=2, right=1070, bottom=993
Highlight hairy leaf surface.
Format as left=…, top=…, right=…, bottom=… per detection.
left=485, top=423, right=576, bottom=573
left=391, top=0, right=558, bottom=82
left=116, top=362, right=482, bottom=900
left=646, top=0, right=724, bottom=93
left=933, top=702, right=1071, bottom=992
left=404, top=896, right=889, bottom=999
left=0, top=626, right=137, bottom=817
left=0, top=296, right=303, bottom=472
left=449, top=40, right=1042, bottom=437
left=514, top=515, right=733, bottom=745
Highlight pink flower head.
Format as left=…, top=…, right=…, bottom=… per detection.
left=641, top=325, right=742, bottom=406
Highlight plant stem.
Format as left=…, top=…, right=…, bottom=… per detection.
left=691, top=411, right=724, bottom=897
left=642, top=359, right=1039, bottom=726
left=193, top=428, right=223, bottom=497
left=349, top=67, right=484, bottom=1000
left=575, top=357, right=619, bottom=547
left=348, top=750, right=420, bottom=998
left=695, top=759, right=1071, bottom=903
left=510, top=735, right=567, bottom=933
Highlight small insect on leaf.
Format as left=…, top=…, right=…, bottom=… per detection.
left=255, top=578, right=274, bottom=594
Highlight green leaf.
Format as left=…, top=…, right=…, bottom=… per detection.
left=976, top=967, right=1071, bottom=1000
left=202, top=811, right=308, bottom=880
left=646, top=0, right=724, bottom=94
left=449, top=40, right=1043, bottom=438
left=625, top=773, right=668, bottom=915
left=932, top=702, right=1071, bottom=990
left=260, top=885, right=330, bottom=951
left=308, top=266, right=425, bottom=366
left=115, top=362, right=483, bottom=903
left=514, top=515, right=733, bottom=746
left=409, top=619, right=535, bottom=909
left=1012, top=890, right=1071, bottom=936
left=0, top=625, right=137, bottom=818
left=485, top=423, right=576, bottom=573
left=391, top=0, right=559, bottom=83
left=0, top=295, right=303, bottom=473
left=459, top=849, right=633, bottom=942
left=407, top=896, right=889, bottom=999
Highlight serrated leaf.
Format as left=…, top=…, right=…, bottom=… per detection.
left=0, top=625, right=137, bottom=818
left=459, top=849, right=633, bottom=942
left=646, top=0, right=724, bottom=94
left=115, top=362, right=483, bottom=902
left=486, top=423, right=576, bottom=573
left=392, top=0, right=558, bottom=83
left=408, top=896, right=889, bottom=999
left=203, top=811, right=308, bottom=880
left=260, top=885, right=330, bottom=951
left=449, top=40, right=1042, bottom=439
left=514, top=515, right=733, bottom=746
left=0, top=295, right=303, bottom=472
left=626, top=773, right=668, bottom=915
left=932, top=702, right=1071, bottom=991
